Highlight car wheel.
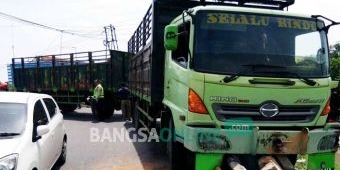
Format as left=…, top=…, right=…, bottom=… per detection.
left=57, top=137, right=67, bottom=165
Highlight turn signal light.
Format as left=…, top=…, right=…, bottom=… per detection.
left=188, top=88, right=208, bottom=114
left=321, top=99, right=331, bottom=116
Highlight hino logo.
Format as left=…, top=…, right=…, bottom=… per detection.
left=209, top=96, right=237, bottom=103
left=259, top=103, right=279, bottom=118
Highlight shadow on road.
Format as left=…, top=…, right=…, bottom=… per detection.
left=62, top=108, right=124, bottom=123
left=124, top=123, right=170, bottom=170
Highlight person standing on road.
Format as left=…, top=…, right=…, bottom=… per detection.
left=118, top=83, right=131, bottom=121
left=92, top=79, right=105, bottom=120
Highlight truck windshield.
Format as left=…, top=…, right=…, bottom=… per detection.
left=193, top=11, right=329, bottom=78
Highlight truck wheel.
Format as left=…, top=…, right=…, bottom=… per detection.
left=287, top=154, right=297, bottom=165
left=167, top=118, right=188, bottom=170
left=90, top=102, right=97, bottom=117
left=103, top=99, right=114, bottom=119
left=133, top=101, right=140, bottom=130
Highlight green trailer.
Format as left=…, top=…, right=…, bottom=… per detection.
left=10, top=50, right=130, bottom=113
left=128, top=0, right=340, bottom=169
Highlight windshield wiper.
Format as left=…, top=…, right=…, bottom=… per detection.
left=221, top=64, right=287, bottom=84
left=221, top=64, right=285, bottom=83
left=222, top=74, right=240, bottom=83
left=257, top=71, right=318, bottom=86
left=0, top=132, right=20, bottom=137
left=287, top=73, right=318, bottom=86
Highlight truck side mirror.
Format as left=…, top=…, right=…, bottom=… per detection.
left=164, top=25, right=178, bottom=51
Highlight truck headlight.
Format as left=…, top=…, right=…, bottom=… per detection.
left=317, top=134, right=339, bottom=151
left=0, top=154, right=18, bottom=170
left=197, top=133, right=231, bottom=151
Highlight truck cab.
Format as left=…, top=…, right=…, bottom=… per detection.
left=162, top=1, right=340, bottom=169
left=128, top=0, right=340, bottom=169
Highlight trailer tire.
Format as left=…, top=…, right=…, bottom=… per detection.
left=60, top=104, right=78, bottom=113
left=90, top=102, right=98, bottom=118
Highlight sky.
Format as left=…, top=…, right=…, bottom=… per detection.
left=0, top=0, right=339, bottom=82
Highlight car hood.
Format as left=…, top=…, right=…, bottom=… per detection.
left=0, top=137, right=21, bottom=157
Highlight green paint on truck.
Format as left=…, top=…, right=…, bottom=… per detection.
left=127, top=0, right=340, bottom=169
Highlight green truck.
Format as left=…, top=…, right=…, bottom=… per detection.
left=128, top=0, right=340, bottom=169
left=9, top=50, right=129, bottom=114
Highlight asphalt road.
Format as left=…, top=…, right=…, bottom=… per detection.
left=53, top=107, right=170, bottom=170
left=51, top=107, right=340, bottom=170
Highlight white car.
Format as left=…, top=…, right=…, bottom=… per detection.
left=0, top=92, right=67, bottom=170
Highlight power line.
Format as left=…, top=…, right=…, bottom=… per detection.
left=0, top=12, right=67, bottom=32
left=0, top=11, right=126, bottom=54
left=0, top=11, right=97, bottom=39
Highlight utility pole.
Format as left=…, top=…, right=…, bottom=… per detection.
left=60, top=31, right=64, bottom=53
left=103, top=25, right=119, bottom=51
left=11, top=24, right=15, bottom=58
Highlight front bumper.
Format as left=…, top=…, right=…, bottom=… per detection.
left=182, top=123, right=340, bottom=154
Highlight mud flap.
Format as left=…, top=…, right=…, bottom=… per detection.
left=195, top=153, right=223, bottom=170
left=307, top=152, right=335, bottom=169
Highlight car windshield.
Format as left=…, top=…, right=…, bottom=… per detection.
left=0, top=103, right=27, bottom=135
left=193, top=11, right=329, bottom=78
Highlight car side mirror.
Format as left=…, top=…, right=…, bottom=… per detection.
left=164, top=24, right=178, bottom=51
left=37, top=125, right=50, bottom=137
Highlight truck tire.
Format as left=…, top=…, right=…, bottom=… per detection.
left=133, top=101, right=140, bottom=130
left=167, top=118, right=189, bottom=170
left=114, top=100, right=121, bottom=110
left=103, top=98, right=114, bottom=119
left=287, top=154, right=297, bottom=166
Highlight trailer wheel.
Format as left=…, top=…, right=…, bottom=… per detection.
left=90, top=101, right=98, bottom=117
left=60, top=104, right=78, bottom=113
left=167, top=118, right=190, bottom=170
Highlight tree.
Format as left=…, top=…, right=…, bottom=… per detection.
left=330, top=43, right=340, bottom=79
left=330, top=43, right=340, bottom=58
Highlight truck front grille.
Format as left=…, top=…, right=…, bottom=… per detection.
left=212, top=104, right=319, bottom=123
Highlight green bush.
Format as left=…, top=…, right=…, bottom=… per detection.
left=330, top=57, right=340, bottom=80
left=330, top=43, right=340, bottom=80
